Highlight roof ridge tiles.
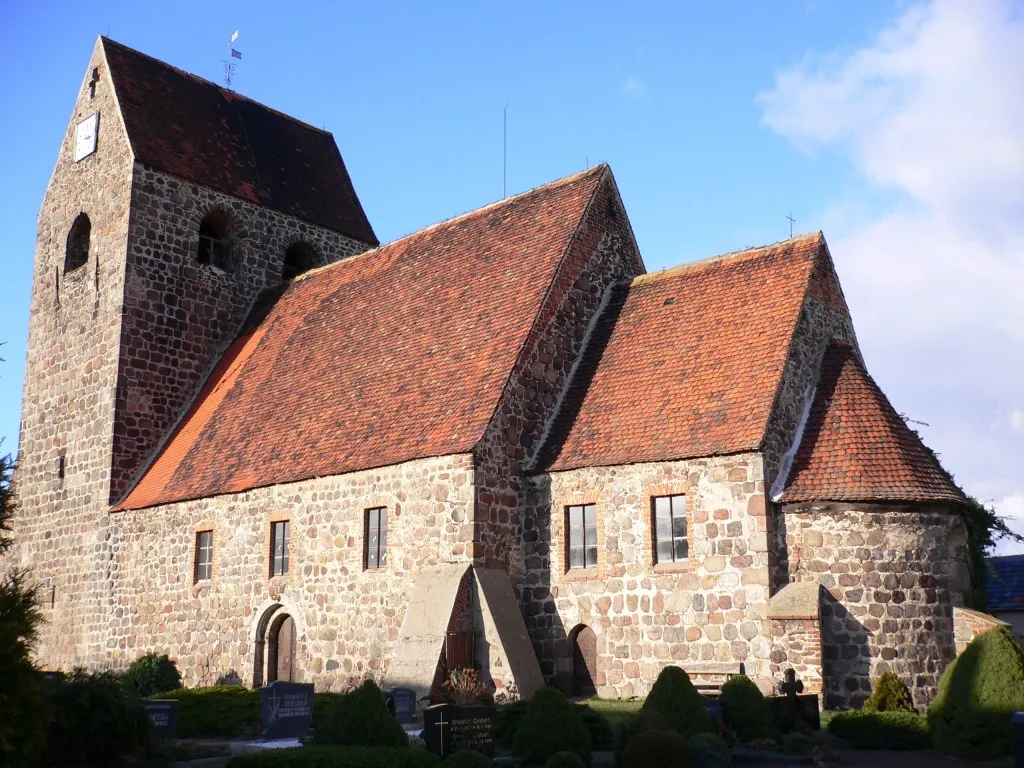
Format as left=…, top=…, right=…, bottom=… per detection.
left=632, top=231, right=822, bottom=286
left=293, top=165, right=609, bottom=286
left=100, top=36, right=333, bottom=137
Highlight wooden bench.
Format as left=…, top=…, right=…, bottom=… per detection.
left=684, top=662, right=746, bottom=696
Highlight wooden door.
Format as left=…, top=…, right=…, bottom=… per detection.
left=572, top=625, right=597, bottom=696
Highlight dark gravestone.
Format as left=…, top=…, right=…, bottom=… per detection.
left=141, top=699, right=179, bottom=739
left=389, top=687, right=417, bottom=725
left=40, top=671, right=65, bottom=684
left=767, top=694, right=820, bottom=733
left=424, top=704, right=495, bottom=759
left=1012, top=712, right=1024, bottom=768
left=260, top=681, right=314, bottom=740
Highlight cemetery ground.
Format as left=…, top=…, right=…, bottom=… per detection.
left=13, top=625, right=1024, bottom=768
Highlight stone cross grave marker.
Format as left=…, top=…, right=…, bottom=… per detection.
left=424, top=704, right=495, bottom=759
left=141, top=699, right=179, bottom=739
left=780, top=668, right=804, bottom=705
left=260, top=681, right=314, bottom=740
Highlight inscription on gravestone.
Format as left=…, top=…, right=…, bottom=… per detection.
left=424, top=704, right=495, bottom=758
left=389, top=687, right=417, bottom=724
left=141, top=699, right=179, bottom=739
left=260, top=681, right=314, bottom=739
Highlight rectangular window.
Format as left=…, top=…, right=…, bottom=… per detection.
left=653, top=495, right=688, bottom=563
left=365, top=507, right=388, bottom=569
left=194, top=530, right=213, bottom=582
left=566, top=503, right=598, bottom=569
left=270, top=520, right=290, bottom=577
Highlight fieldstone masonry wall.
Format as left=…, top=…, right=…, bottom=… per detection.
left=523, top=453, right=775, bottom=698
left=12, top=41, right=135, bottom=669
left=108, top=454, right=475, bottom=688
left=473, top=176, right=642, bottom=578
left=779, top=503, right=967, bottom=709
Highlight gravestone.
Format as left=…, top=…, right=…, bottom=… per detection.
left=424, top=703, right=495, bottom=758
left=141, top=699, right=179, bottom=739
left=768, top=669, right=819, bottom=732
left=260, top=681, right=314, bottom=739
left=389, top=687, right=418, bottom=725
left=40, top=670, right=65, bottom=684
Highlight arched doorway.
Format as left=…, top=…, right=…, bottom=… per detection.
left=568, top=624, right=597, bottom=697
left=252, top=602, right=303, bottom=687
left=267, top=614, right=297, bottom=683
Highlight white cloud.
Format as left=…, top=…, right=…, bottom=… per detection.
left=622, top=76, right=647, bottom=97
left=993, top=493, right=1024, bottom=555
left=759, top=0, right=1024, bottom=553
left=1011, top=409, right=1024, bottom=434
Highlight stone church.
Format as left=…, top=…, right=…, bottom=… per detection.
left=12, top=37, right=974, bottom=709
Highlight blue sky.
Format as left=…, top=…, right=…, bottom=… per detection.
left=2, top=1, right=1022, bottom=551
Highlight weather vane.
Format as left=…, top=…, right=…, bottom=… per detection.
left=223, top=30, right=242, bottom=89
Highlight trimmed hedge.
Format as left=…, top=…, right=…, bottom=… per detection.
left=443, top=750, right=491, bottom=767
left=688, top=733, right=730, bottom=768
left=827, top=710, right=931, bottom=750
left=718, top=675, right=777, bottom=743
left=545, top=751, right=587, bottom=768
left=862, top=672, right=915, bottom=714
left=927, top=626, right=1024, bottom=760
left=640, top=667, right=713, bottom=738
left=313, top=681, right=408, bottom=748
left=227, top=746, right=443, bottom=768
left=511, top=687, right=591, bottom=766
left=496, top=699, right=612, bottom=750
left=622, top=729, right=693, bottom=768
left=152, top=685, right=261, bottom=738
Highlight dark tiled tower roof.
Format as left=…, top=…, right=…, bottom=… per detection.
left=781, top=341, right=966, bottom=505
left=102, top=37, right=377, bottom=244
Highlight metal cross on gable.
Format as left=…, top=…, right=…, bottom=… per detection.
left=787, top=212, right=796, bottom=239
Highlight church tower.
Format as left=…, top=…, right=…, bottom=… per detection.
left=12, top=37, right=376, bottom=669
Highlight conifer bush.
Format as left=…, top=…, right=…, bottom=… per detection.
left=688, top=733, right=730, bottom=768
left=718, top=675, right=778, bottom=743
left=511, top=687, right=591, bottom=766
left=927, top=626, right=1024, bottom=760
left=621, top=729, right=693, bottom=768
left=122, top=651, right=183, bottom=697
left=862, top=671, right=915, bottom=714
left=827, top=710, right=930, bottom=750
left=545, top=751, right=587, bottom=768
left=313, top=680, right=408, bottom=748
left=639, top=666, right=713, bottom=737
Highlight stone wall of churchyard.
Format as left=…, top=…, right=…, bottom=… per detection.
left=11, top=42, right=135, bottom=671
left=108, top=454, right=475, bottom=688
left=524, top=453, right=775, bottom=698
left=111, top=165, right=370, bottom=502
left=472, top=174, right=643, bottom=580
left=779, top=503, right=968, bottom=709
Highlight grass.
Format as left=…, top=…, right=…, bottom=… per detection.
left=583, top=697, right=643, bottom=725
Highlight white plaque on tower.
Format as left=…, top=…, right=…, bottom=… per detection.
left=74, top=113, right=99, bottom=162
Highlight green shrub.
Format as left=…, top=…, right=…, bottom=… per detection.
left=688, top=733, right=729, bottom=768
left=511, top=687, right=591, bottom=766
left=313, top=680, right=408, bottom=748
left=622, top=729, right=692, bottom=768
left=444, top=749, right=491, bottom=767
left=827, top=711, right=930, bottom=750
left=153, top=685, right=261, bottom=738
left=639, top=666, right=713, bottom=738
left=718, top=675, right=777, bottom=743
left=122, top=652, right=183, bottom=697
left=782, top=732, right=811, bottom=755
left=927, top=626, right=1024, bottom=760
left=498, top=699, right=611, bottom=751
left=545, top=751, right=587, bottom=768
left=227, top=745, right=443, bottom=768
left=862, top=672, right=915, bottom=714
left=149, top=740, right=231, bottom=761
left=43, top=669, right=153, bottom=766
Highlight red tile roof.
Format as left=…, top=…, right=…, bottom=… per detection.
left=540, top=234, right=825, bottom=471
left=116, top=167, right=608, bottom=510
left=780, top=341, right=966, bottom=505
left=102, top=38, right=377, bottom=244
